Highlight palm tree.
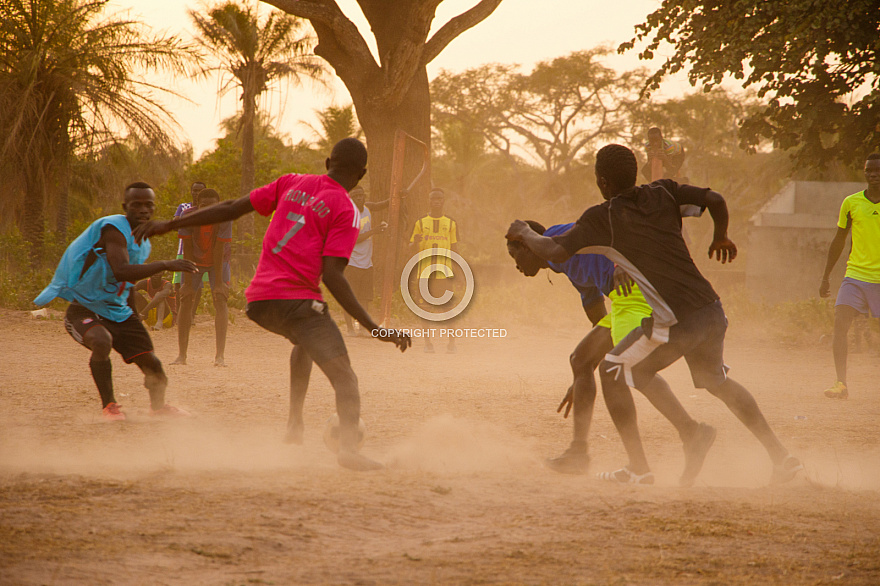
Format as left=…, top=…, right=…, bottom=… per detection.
left=189, top=1, right=327, bottom=235
left=308, top=104, right=362, bottom=155
left=0, top=0, right=195, bottom=263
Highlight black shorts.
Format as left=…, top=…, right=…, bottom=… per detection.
left=346, top=266, right=374, bottom=303
left=64, top=302, right=154, bottom=363
left=604, top=300, right=729, bottom=389
left=246, top=299, right=348, bottom=366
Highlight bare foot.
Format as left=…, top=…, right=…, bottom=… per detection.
left=170, top=357, right=186, bottom=366
left=680, top=423, right=716, bottom=487
left=284, top=422, right=304, bottom=445
left=213, top=357, right=226, bottom=367
left=337, top=450, right=383, bottom=471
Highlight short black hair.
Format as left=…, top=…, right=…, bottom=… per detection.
left=595, top=144, right=638, bottom=189
left=429, top=187, right=445, bottom=197
left=192, top=181, right=206, bottom=188
left=199, top=188, right=219, bottom=201
left=125, top=181, right=152, bottom=191
left=648, top=127, right=662, bottom=135
left=349, top=186, right=365, bottom=196
left=867, top=153, right=880, bottom=161
left=328, top=138, right=367, bottom=173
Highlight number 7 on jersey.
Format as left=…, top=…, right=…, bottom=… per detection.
left=271, top=212, right=306, bottom=254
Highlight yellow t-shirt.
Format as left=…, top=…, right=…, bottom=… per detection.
left=838, top=191, right=880, bottom=283
left=410, top=215, right=458, bottom=279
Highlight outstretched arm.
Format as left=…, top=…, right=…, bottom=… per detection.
left=365, top=199, right=390, bottom=212
left=322, top=256, right=411, bottom=352
left=506, top=220, right=571, bottom=263
left=820, top=224, right=851, bottom=297
left=103, top=226, right=196, bottom=283
left=140, top=282, right=172, bottom=316
left=134, top=196, right=254, bottom=242
left=703, top=190, right=737, bottom=264
left=355, top=221, right=387, bottom=244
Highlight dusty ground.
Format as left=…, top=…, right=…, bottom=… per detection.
left=1, top=305, right=879, bottom=585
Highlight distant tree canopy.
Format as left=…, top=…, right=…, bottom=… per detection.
left=629, top=89, right=793, bottom=233
left=622, top=0, right=880, bottom=170
left=432, top=49, right=644, bottom=197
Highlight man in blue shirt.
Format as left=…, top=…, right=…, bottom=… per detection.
left=35, top=183, right=197, bottom=421
left=508, top=220, right=659, bottom=475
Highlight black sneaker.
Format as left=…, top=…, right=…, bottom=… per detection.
left=545, top=447, right=590, bottom=475
left=680, top=423, right=716, bottom=487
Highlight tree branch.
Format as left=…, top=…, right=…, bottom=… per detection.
left=422, top=0, right=503, bottom=65
left=261, top=0, right=379, bottom=80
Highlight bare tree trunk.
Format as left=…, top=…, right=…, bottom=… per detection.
left=23, top=168, right=46, bottom=268
left=237, top=85, right=257, bottom=262
left=55, top=155, right=70, bottom=241
left=354, top=69, right=432, bottom=295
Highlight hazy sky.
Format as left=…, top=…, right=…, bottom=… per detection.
left=111, top=0, right=690, bottom=157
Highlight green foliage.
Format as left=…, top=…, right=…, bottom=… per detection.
left=722, top=287, right=837, bottom=345
left=622, top=0, right=880, bottom=170
left=0, top=0, right=197, bottom=261
left=627, top=88, right=795, bottom=239
left=189, top=1, right=325, bottom=99
left=0, top=226, right=85, bottom=309
left=305, top=104, right=362, bottom=154
left=432, top=48, right=645, bottom=190
left=430, top=48, right=647, bottom=264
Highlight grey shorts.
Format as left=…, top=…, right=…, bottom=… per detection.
left=836, top=277, right=880, bottom=318
left=245, top=299, right=348, bottom=366
left=603, top=300, right=729, bottom=390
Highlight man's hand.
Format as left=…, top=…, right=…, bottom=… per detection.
left=819, top=278, right=831, bottom=298
left=411, top=232, right=423, bottom=244
left=505, top=219, right=531, bottom=242
left=708, top=237, right=737, bottom=264
left=133, top=219, right=174, bottom=244
left=377, top=221, right=388, bottom=234
left=557, top=385, right=574, bottom=418
left=373, top=328, right=412, bottom=352
left=612, top=265, right=634, bottom=297
left=166, top=259, right=198, bottom=273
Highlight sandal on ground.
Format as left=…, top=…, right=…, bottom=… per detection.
left=597, top=466, right=654, bottom=485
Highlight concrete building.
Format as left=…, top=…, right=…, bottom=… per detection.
left=747, top=181, right=863, bottom=302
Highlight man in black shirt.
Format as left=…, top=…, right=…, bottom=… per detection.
left=506, top=144, right=802, bottom=486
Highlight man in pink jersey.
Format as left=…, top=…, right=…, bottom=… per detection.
left=134, top=138, right=411, bottom=471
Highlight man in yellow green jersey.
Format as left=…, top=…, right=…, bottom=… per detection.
left=819, top=153, right=880, bottom=399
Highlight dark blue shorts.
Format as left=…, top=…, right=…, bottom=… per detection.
left=246, top=299, right=348, bottom=366
left=603, top=300, right=729, bottom=390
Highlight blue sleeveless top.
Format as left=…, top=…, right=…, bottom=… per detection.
left=34, top=215, right=151, bottom=322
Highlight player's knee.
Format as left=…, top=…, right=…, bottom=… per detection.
left=86, top=330, right=113, bottom=357
left=136, top=352, right=165, bottom=376
left=212, top=291, right=229, bottom=306
left=570, top=349, right=600, bottom=374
